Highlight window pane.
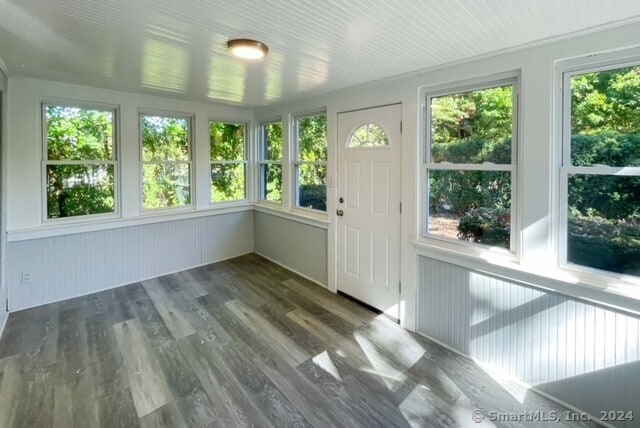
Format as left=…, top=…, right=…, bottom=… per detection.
left=211, top=163, right=246, bottom=202
left=261, top=163, right=282, bottom=202
left=46, top=105, right=113, bottom=161
left=297, top=164, right=326, bottom=211
left=142, top=116, right=189, bottom=162
left=348, top=123, right=389, bottom=148
left=571, top=65, right=640, bottom=167
left=210, top=122, right=245, bottom=161
left=567, top=174, right=640, bottom=274
left=143, top=164, right=190, bottom=209
left=428, top=170, right=511, bottom=249
left=262, top=122, right=283, bottom=160
left=430, top=85, right=513, bottom=164
left=46, top=164, right=115, bottom=218
left=298, top=115, right=327, bottom=161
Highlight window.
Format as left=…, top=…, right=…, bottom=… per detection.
left=348, top=123, right=389, bottom=148
left=44, top=103, right=117, bottom=219
left=210, top=121, right=247, bottom=202
left=259, top=121, right=283, bottom=203
left=425, top=80, right=517, bottom=251
left=561, top=63, right=640, bottom=276
left=294, top=113, right=327, bottom=212
left=141, top=114, right=191, bottom=210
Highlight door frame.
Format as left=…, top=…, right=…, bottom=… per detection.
left=332, top=102, right=403, bottom=317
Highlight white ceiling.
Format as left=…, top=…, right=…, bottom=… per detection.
left=1, top=0, right=639, bottom=107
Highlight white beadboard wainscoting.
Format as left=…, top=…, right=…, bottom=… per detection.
left=417, top=256, right=640, bottom=425
left=6, top=211, right=254, bottom=311
left=254, top=210, right=328, bottom=287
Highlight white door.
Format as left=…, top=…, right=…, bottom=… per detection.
left=336, top=104, right=402, bottom=319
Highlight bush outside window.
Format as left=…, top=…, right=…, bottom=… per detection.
left=141, top=114, right=191, bottom=210
left=562, top=64, right=640, bottom=276
left=425, top=80, right=517, bottom=251
left=44, top=104, right=117, bottom=219
left=259, top=121, right=283, bottom=203
left=295, top=113, right=327, bottom=212
left=210, top=122, right=247, bottom=202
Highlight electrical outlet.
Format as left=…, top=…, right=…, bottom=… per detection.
left=21, top=272, right=31, bottom=284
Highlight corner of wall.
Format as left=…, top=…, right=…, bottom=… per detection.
left=0, top=286, right=8, bottom=339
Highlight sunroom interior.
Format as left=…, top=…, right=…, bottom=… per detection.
left=0, top=1, right=639, bottom=426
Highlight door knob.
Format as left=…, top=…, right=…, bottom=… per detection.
left=336, top=209, right=344, bottom=217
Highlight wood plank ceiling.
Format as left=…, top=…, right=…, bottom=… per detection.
left=0, top=0, right=639, bottom=106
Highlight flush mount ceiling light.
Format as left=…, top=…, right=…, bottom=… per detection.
left=227, top=39, right=269, bottom=60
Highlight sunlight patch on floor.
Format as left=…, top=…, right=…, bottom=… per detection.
left=354, top=331, right=406, bottom=390
left=312, top=350, right=342, bottom=381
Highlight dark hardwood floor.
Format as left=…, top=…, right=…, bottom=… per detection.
left=0, top=253, right=601, bottom=427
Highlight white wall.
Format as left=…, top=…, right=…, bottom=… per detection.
left=252, top=19, right=640, bottom=421
left=254, top=210, right=328, bottom=286
left=8, top=210, right=254, bottom=311
left=6, top=77, right=253, bottom=231
left=253, top=73, right=419, bottom=327
left=418, top=256, right=640, bottom=426
left=0, top=68, right=7, bottom=333
left=4, top=78, right=256, bottom=311
left=2, top=19, right=640, bottom=420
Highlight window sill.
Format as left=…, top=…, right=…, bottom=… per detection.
left=413, top=239, right=640, bottom=317
left=7, top=204, right=253, bottom=242
left=253, top=203, right=329, bottom=229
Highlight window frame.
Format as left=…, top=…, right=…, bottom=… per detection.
left=558, top=59, right=640, bottom=279
left=209, top=119, right=249, bottom=204
left=421, top=76, right=520, bottom=255
left=293, top=110, right=328, bottom=214
left=41, top=100, right=121, bottom=223
left=258, top=119, right=283, bottom=205
left=139, top=110, right=194, bottom=212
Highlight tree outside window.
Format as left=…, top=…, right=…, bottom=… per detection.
left=210, top=121, right=246, bottom=202
left=259, top=121, right=283, bottom=203
left=426, top=82, right=516, bottom=250
left=295, top=113, right=327, bottom=212
left=44, top=104, right=117, bottom=219
left=564, top=64, right=640, bottom=276
left=141, top=114, right=191, bottom=210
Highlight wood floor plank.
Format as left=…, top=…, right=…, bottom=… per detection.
left=84, top=314, right=139, bottom=428
left=141, top=279, right=196, bottom=340
left=139, top=402, right=188, bottom=428
left=54, top=309, right=99, bottom=427
left=178, top=334, right=272, bottom=427
left=112, top=319, right=172, bottom=418
left=286, top=307, right=372, bottom=370
left=0, top=356, right=21, bottom=427
left=282, top=278, right=373, bottom=327
left=225, top=299, right=310, bottom=367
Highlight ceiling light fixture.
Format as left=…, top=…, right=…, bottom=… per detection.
left=227, top=39, right=269, bottom=60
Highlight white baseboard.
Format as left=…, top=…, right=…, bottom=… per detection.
left=415, top=331, right=615, bottom=428
left=254, top=251, right=328, bottom=290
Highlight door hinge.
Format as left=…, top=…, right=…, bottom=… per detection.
left=399, top=281, right=402, bottom=293
left=400, top=120, right=403, bottom=133
left=400, top=202, right=402, bottom=213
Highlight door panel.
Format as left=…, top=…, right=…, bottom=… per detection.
left=336, top=104, right=401, bottom=319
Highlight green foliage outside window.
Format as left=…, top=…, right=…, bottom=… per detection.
left=567, top=66, right=640, bottom=275
left=428, top=85, right=514, bottom=249
left=261, top=122, right=283, bottom=202
left=210, top=122, right=246, bottom=202
left=45, top=105, right=115, bottom=219
left=297, top=115, right=327, bottom=211
left=142, top=115, right=191, bottom=209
